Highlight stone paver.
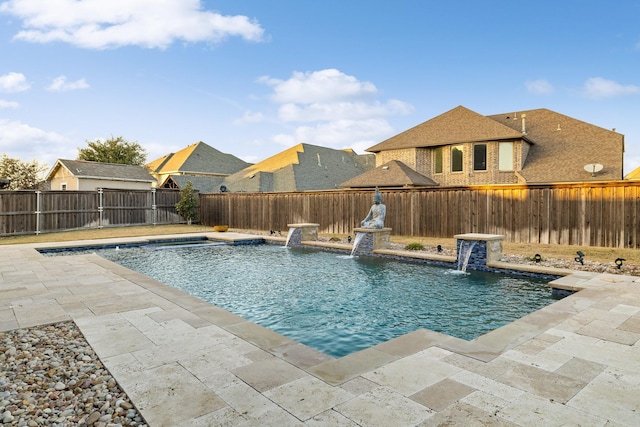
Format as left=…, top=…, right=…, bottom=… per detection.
left=1, top=233, right=640, bottom=426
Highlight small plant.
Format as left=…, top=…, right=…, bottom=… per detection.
left=405, top=242, right=425, bottom=251
left=175, top=181, right=198, bottom=225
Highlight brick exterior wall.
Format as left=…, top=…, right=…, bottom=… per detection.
left=376, top=149, right=417, bottom=168
left=398, top=141, right=524, bottom=186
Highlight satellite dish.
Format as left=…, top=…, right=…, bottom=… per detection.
left=584, top=163, right=603, bottom=177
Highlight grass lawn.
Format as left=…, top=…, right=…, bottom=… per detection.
left=0, top=224, right=637, bottom=266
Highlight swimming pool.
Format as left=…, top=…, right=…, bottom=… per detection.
left=59, top=242, right=554, bottom=358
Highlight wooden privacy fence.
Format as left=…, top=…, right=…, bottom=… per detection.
left=0, top=188, right=183, bottom=236
left=200, top=181, right=640, bottom=248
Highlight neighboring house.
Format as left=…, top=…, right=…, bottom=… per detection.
left=146, top=141, right=251, bottom=192
left=624, top=167, right=640, bottom=180
left=222, top=143, right=375, bottom=192
left=46, top=159, right=155, bottom=191
left=362, top=105, right=624, bottom=187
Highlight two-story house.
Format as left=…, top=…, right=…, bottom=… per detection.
left=345, top=105, right=624, bottom=187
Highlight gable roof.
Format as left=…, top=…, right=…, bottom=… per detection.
left=340, top=160, right=438, bottom=188
left=366, top=105, right=526, bottom=152
left=222, top=143, right=375, bottom=192
left=45, top=159, right=155, bottom=182
left=488, top=108, right=623, bottom=182
left=146, top=141, right=251, bottom=176
left=625, top=166, right=640, bottom=180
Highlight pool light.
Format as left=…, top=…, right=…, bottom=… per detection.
left=534, top=253, right=542, bottom=263
left=615, top=258, right=625, bottom=269
left=575, top=251, right=585, bottom=265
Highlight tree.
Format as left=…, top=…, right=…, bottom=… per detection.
left=175, top=181, right=198, bottom=224
left=77, top=136, right=147, bottom=165
left=0, top=154, right=47, bottom=190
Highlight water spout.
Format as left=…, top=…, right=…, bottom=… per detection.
left=458, top=241, right=477, bottom=272
left=285, top=227, right=297, bottom=247
left=350, top=232, right=366, bottom=257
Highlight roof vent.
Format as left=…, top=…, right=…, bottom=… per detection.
left=521, top=113, right=527, bottom=135
left=556, top=124, right=562, bottom=131
left=382, top=165, right=389, bottom=170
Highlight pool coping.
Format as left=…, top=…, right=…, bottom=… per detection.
left=4, top=231, right=640, bottom=425
left=33, top=232, right=610, bottom=384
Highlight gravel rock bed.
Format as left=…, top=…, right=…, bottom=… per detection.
left=384, top=243, right=639, bottom=275
left=314, top=233, right=638, bottom=275
left=1, top=321, right=146, bottom=427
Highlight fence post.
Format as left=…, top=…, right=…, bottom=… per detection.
left=98, top=188, right=104, bottom=228
left=35, top=190, right=41, bottom=235
left=152, top=188, right=157, bottom=225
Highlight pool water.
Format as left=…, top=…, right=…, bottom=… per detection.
left=76, top=244, right=554, bottom=358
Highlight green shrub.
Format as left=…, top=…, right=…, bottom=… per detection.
left=175, top=181, right=198, bottom=224
left=405, top=242, right=425, bottom=251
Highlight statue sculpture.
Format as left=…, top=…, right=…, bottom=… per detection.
left=360, top=187, right=386, bottom=229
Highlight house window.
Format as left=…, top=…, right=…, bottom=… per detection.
left=499, top=142, right=514, bottom=171
left=473, top=144, right=487, bottom=171
left=434, top=147, right=443, bottom=174
left=451, top=145, right=463, bottom=172
left=61, top=183, right=67, bottom=191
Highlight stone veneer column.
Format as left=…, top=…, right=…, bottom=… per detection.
left=454, top=233, right=504, bottom=272
left=285, top=223, right=319, bottom=247
left=352, top=228, right=392, bottom=256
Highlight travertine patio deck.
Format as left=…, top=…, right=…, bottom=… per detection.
left=1, top=233, right=640, bottom=426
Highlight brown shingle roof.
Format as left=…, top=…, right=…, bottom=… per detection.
left=488, top=109, right=624, bottom=182
left=340, top=160, right=438, bottom=188
left=366, top=105, right=524, bottom=152
left=46, top=159, right=155, bottom=182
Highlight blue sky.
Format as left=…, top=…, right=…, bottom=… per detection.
left=1, top=0, right=640, bottom=175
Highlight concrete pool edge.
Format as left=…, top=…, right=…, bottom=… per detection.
left=30, top=232, right=624, bottom=385
left=4, top=233, right=640, bottom=425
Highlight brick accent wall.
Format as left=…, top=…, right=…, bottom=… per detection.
left=376, top=149, right=417, bottom=168
left=409, top=141, right=522, bottom=186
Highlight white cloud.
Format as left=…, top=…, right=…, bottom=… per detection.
left=47, top=76, right=90, bottom=92
left=0, top=119, right=70, bottom=165
left=278, top=100, right=412, bottom=123
left=582, top=77, right=640, bottom=99
left=0, top=71, right=30, bottom=92
left=525, top=79, right=554, bottom=95
left=256, top=69, right=413, bottom=152
left=259, top=69, right=378, bottom=104
left=233, top=110, right=264, bottom=125
left=0, top=0, right=265, bottom=49
left=0, top=99, right=19, bottom=108
left=272, top=119, right=395, bottom=151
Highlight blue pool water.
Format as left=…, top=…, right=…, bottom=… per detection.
left=62, top=243, right=554, bottom=358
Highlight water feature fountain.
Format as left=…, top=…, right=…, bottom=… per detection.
left=350, top=187, right=392, bottom=256
left=284, top=223, right=319, bottom=247
left=457, top=240, right=477, bottom=271
left=285, top=227, right=297, bottom=247
left=349, top=233, right=366, bottom=256
left=454, top=233, right=504, bottom=272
